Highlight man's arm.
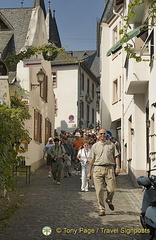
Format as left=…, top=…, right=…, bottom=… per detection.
left=58, top=145, right=65, bottom=159
left=87, top=158, right=95, bottom=178
left=115, top=156, right=120, bottom=175
left=47, top=147, right=55, bottom=159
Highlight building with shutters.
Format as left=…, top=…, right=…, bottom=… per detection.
left=0, top=0, right=61, bottom=171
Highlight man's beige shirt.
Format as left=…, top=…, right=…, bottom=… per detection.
left=90, top=141, right=119, bottom=166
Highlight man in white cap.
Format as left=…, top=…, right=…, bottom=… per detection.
left=43, top=137, right=54, bottom=177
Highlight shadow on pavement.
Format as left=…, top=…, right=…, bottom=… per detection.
left=0, top=165, right=152, bottom=240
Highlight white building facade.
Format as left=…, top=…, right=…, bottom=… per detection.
left=52, top=51, right=100, bottom=134
left=99, top=0, right=156, bottom=185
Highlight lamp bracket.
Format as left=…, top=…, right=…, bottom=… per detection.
left=31, top=83, right=40, bottom=90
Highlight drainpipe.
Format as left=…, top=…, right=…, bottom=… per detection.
left=113, top=0, right=123, bottom=17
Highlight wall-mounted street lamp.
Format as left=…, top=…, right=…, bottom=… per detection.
left=31, top=69, right=45, bottom=90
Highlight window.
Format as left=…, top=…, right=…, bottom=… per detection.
left=40, top=75, right=48, bottom=102
left=52, top=71, right=57, bottom=88
left=80, top=101, right=84, bottom=119
left=113, top=26, right=118, bottom=44
left=151, top=114, right=155, bottom=154
left=92, top=108, right=94, bottom=125
left=34, top=109, right=42, bottom=143
left=150, top=30, right=154, bottom=69
left=112, top=76, right=122, bottom=103
left=113, top=79, right=118, bottom=103
left=87, top=105, right=90, bottom=124
left=128, top=116, right=132, bottom=160
left=0, top=19, right=11, bottom=31
left=55, top=99, right=57, bottom=116
left=87, top=105, right=90, bottom=128
left=45, top=118, right=52, bottom=144
left=81, top=73, right=84, bottom=91
left=118, top=75, right=121, bottom=100
left=87, top=78, right=90, bottom=95
left=92, top=83, right=94, bottom=99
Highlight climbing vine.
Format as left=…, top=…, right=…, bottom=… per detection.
left=4, top=43, right=65, bottom=69
left=120, top=0, right=156, bottom=61
left=0, top=91, right=31, bottom=194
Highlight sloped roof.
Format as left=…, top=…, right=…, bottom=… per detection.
left=101, top=0, right=122, bottom=23
left=0, top=2, right=62, bottom=60
left=46, top=9, right=61, bottom=48
left=52, top=50, right=100, bottom=82
left=0, top=31, right=13, bottom=53
left=0, top=8, right=32, bottom=55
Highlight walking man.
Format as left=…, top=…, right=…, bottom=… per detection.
left=48, top=138, right=65, bottom=185
left=62, top=137, right=73, bottom=177
left=88, top=129, right=120, bottom=216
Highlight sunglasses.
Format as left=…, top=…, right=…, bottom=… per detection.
left=100, top=133, right=106, bottom=135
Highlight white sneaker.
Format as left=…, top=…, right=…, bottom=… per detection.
left=48, top=172, right=52, bottom=178
left=57, top=182, right=61, bottom=185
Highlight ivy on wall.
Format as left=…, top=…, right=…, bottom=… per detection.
left=4, top=43, right=65, bottom=69
left=0, top=91, right=31, bottom=194
left=120, top=0, right=156, bottom=61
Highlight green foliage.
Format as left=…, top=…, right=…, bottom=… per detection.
left=4, top=43, right=65, bottom=70
left=0, top=93, right=31, bottom=193
left=121, top=0, right=156, bottom=61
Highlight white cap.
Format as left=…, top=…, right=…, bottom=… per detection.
left=75, top=132, right=81, bottom=137
left=48, top=137, right=53, bottom=141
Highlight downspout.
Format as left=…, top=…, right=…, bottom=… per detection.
left=113, top=0, right=123, bottom=17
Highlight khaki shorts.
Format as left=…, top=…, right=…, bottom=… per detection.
left=46, top=154, right=53, bottom=166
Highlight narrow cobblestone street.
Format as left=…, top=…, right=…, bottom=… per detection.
left=0, top=165, right=153, bottom=240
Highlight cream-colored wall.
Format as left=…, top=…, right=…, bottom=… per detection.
left=100, top=19, right=122, bottom=132
left=10, top=6, right=55, bottom=171
left=134, top=95, right=147, bottom=168
left=53, top=65, right=79, bottom=133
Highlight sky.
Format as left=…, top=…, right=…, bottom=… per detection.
left=0, top=0, right=104, bottom=51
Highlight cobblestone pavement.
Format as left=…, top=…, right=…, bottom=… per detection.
left=0, top=164, right=154, bottom=240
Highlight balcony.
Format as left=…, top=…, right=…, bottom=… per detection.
left=128, top=2, right=147, bottom=24
left=125, top=58, right=149, bottom=95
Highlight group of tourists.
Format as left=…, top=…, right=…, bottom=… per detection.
left=43, top=128, right=121, bottom=216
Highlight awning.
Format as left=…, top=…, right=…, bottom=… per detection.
left=107, top=24, right=148, bottom=57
